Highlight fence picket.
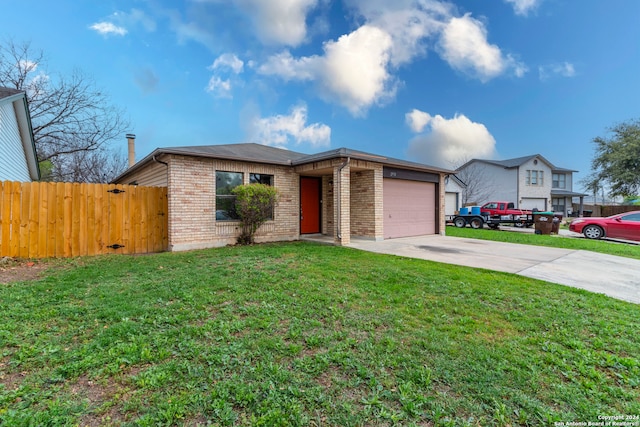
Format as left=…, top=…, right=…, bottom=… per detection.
left=0, top=181, right=167, bottom=258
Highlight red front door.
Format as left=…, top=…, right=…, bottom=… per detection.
left=300, top=177, right=321, bottom=234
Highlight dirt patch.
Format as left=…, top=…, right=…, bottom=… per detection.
left=0, top=257, right=49, bottom=284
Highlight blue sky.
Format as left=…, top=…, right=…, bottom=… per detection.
left=2, top=0, right=640, bottom=190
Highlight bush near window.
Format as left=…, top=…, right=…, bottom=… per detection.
left=232, top=183, right=279, bottom=245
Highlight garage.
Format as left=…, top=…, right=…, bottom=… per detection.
left=383, top=177, right=436, bottom=239
left=445, top=192, right=459, bottom=216
left=520, top=198, right=547, bottom=211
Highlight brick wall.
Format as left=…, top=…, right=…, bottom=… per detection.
left=350, top=168, right=383, bottom=240
left=334, top=163, right=350, bottom=245
left=168, top=156, right=216, bottom=250
left=167, top=155, right=299, bottom=251
left=164, top=154, right=446, bottom=250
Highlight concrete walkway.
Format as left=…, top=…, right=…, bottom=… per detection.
left=346, top=235, right=640, bottom=304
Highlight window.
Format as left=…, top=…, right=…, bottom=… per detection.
left=552, top=197, right=565, bottom=213
left=526, top=170, right=544, bottom=186
left=552, top=173, right=566, bottom=189
left=250, top=173, right=273, bottom=185
left=620, top=213, right=640, bottom=222
left=250, top=173, right=275, bottom=219
left=216, top=171, right=243, bottom=221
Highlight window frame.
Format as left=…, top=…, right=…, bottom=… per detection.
left=215, top=171, right=243, bottom=221
left=552, top=173, right=566, bottom=189
left=552, top=197, right=565, bottom=213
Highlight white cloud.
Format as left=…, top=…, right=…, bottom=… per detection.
left=504, top=0, right=542, bottom=16
left=405, top=109, right=432, bottom=133
left=206, top=54, right=244, bottom=98
left=319, top=25, right=396, bottom=115
left=17, top=60, right=38, bottom=74
left=249, top=104, right=331, bottom=148
left=259, top=25, right=396, bottom=116
left=406, top=110, right=497, bottom=167
left=234, top=0, right=319, bottom=46
left=210, top=53, right=244, bottom=74
left=345, top=0, right=451, bottom=67
left=89, top=22, right=128, bottom=36
left=438, top=14, right=526, bottom=82
left=250, top=1, right=525, bottom=114
left=539, top=62, right=576, bottom=81
left=258, top=51, right=317, bottom=81
left=205, top=76, right=233, bottom=98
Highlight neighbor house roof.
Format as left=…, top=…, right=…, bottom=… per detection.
left=0, top=87, right=40, bottom=181
left=114, top=143, right=453, bottom=183
left=459, top=154, right=576, bottom=172
left=551, top=189, right=588, bottom=197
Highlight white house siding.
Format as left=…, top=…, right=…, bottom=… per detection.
left=465, top=162, right=518, bottom=204
left=0, top=101, right=31, bottom=181
left=517, top=158, right=551, bottom=208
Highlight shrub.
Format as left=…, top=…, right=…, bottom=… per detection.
left=232, top=184, right=279, bottom=245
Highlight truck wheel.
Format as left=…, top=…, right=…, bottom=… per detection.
left=583, top=225, right=604, bottom=240
left=470, top=218, right=483, bottom=229
left=454, top=217, right=466, bottom=228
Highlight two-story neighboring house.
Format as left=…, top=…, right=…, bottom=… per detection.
left=448, top=154, right=586, bottom=216
left=0, top=87, right=40, bottom=181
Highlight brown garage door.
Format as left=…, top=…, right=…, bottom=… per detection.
left=383, top=178, right=436, bottom=239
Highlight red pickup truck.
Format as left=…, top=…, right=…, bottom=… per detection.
left=480, top=201, right=531, bottom=218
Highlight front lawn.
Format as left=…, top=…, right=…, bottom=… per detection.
left=1, top=242, right=638, bottom=426
left=446, top=225, right=640, bottom=260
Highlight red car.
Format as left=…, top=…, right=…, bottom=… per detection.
left=569, top=211, right=640, bottom=241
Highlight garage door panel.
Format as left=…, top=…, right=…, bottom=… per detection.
left=521, top=198, right=547, bottom=211
left=445, top=192, right=458, bottom=216
left=383, top=179, right=435, bottom=239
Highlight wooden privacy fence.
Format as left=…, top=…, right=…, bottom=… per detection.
left=0, top=181, right=168, bottom=258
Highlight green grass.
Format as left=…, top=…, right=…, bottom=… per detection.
left=1, top=242, right=639, bottom=426
left=446, top=225, right=640, bottom=260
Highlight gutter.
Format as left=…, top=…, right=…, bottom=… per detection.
left=336, top=157, right=350, bottom=240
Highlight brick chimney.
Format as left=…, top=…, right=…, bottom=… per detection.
left=126, top=134, right=136, bottom=167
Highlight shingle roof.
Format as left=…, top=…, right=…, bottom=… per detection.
left=113, top=143, right=454, bottom=183
left=157, top=143, right=308, bottom=166
left=0, top=87, right=25, bottom=102
left=291, top=147, right=453, bottom=173
left=551, top=189, right=588, bottom=197
left=461, top=154, right=576, bottom=172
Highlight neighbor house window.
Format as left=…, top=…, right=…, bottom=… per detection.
left=552, top=173, right=566, bottom=189
left=526, top=170, right=544, bottom=186
left=552, top=198, right=565, bottom=213
left=249, top=173, right=274, bottom=219
left=216, top=171, right=243, bottom=221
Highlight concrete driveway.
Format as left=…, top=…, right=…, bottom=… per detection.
left=347, top=235, right=640, bottom=304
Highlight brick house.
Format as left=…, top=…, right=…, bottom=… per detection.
left=113, top=142, right=452, bottom=251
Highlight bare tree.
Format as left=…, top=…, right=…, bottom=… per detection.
left=49, top=148, right=128, bottom=183
left=451, top=157, right=494, bottom=206
left=0, top=40, right=130, bottom=182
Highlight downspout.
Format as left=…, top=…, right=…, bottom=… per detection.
left=336, top=157, right=350, bottom=240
